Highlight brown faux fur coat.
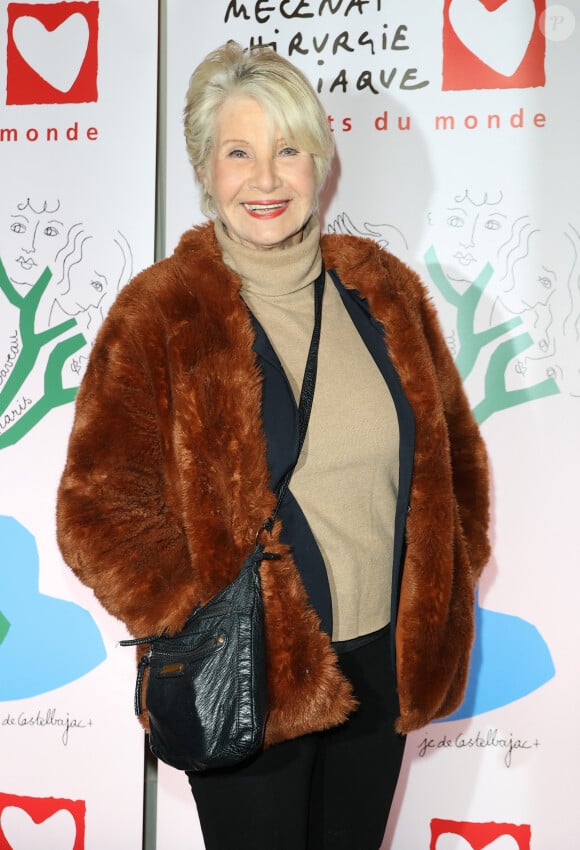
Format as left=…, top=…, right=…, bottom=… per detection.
left=56, top=221, right=490, bottom=740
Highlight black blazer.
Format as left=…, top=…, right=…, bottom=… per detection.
left=250, top=270, right=415, bottom=664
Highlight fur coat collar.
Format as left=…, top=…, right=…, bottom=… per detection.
left=57, top=221, right=490, bottom=738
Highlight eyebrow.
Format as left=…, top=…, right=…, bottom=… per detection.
left=218, top=136, right=289, bottom=148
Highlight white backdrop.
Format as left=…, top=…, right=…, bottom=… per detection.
left=160, top=2, right=580, bottom=849
left=0, top=1, right=158, bottom=848
left=1, top=1, right=578, bottom=848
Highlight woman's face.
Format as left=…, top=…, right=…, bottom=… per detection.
left=430, top=196, right=508, bottom=284
left=58, top=238, right=116, bottom=316
left=509, top=233, right=558, bottom=312
left=202, top=96, right=317, bottom=250
left=5, top=206, right=66, bottom=288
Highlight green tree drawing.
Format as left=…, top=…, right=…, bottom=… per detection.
left=424, top=246, right=560, bottom=423
left=0, top=610, right=9, bottom=645
left=0, top=258, right=86, bottom=449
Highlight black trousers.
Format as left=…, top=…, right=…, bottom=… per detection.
left=187, top=625, right=406, bottom=850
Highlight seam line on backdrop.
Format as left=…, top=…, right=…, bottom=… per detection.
left=144, top=3, right=167, bottom=850
left=154, top=0, right=168, bottom=264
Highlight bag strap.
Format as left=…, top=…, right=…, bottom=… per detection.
left=259, top=263, right=325, bottom=536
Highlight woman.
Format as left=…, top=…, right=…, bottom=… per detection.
left=57, top=42, right=490, bottom=850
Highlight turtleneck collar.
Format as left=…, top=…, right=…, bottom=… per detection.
left=214, top=216, right=322, bottom=298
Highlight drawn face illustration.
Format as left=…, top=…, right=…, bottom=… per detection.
left=431, top=194, right=509, bottom=283
left=5, top=205, right=67, bottom=289
left=502, top=227, right=580, bottom=396
left=57, top=237, right=119, bottom=316
left=507, top=233, right=557, bottom=313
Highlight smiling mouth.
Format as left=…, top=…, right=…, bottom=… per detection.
left=16, top=256, right=36, bottom=271
left=243, top=201, right=289, bottom=218
left=453, top=251, right=476, bottom=266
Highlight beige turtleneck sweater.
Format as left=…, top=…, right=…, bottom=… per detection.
left=215, top=218, right=400, bottom=641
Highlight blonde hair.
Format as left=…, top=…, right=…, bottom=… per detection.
left=184, top=42, right=334, bottom=216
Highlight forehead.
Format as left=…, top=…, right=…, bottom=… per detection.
left=216, top=96, right=266, bottom=136
left=9, top=212, right=63, bottom=229
left=215, top=96, right=273, bottom=138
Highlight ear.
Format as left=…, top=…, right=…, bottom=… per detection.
left=197, top=164, right=212, bottom=195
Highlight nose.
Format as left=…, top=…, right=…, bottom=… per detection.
left=249, top=156, right=281, bottom=193
left=460, top=215, right=478, bottom=249
left=22, top=222, right=39, bottom=254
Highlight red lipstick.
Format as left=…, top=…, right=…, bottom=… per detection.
left=243, top=201, right=289, bottom=219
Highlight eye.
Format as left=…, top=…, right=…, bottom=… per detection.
left=226, top=148, right=248, bottom=159
left=484, top=219, right=501, bottom=231
left=538, top=276, right=552, bottom=289
left=10, top=222, right=25, bottom=234
left=90, top=280, right=104, bottom=292
left=279, top=146, right=299, bottom=157
left=44, top=225, right=59, bottom=237
left=447, top=216, right=463, bottom=228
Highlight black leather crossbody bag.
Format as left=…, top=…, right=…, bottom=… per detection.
left=121, top=266, right=325, bottom=772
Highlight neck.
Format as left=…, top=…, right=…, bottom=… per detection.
left=214, top=216, right=322, bottom=297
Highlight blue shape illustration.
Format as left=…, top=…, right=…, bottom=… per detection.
left=0, top=515, right=106, bottom=699
left=436, top=591, right=556, bottom=722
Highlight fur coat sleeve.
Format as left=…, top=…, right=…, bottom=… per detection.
left=56, top=298, right=191, bottom=637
